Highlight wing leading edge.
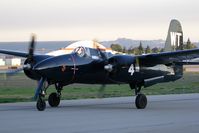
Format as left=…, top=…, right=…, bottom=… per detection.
left=0, top=49, right=29, bottom=57
left=137, top=48, right=199, bottom=67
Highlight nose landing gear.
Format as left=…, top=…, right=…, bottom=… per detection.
left=36, top=96, right=46, bottom=111
left=35, top=78, right=48, bottom=111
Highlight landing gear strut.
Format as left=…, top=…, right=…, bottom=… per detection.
left=48, top=83, right=62, bottom=107
left=36, top=78, right=48, bottom=111
left=130, top=84, right=147, bottom=109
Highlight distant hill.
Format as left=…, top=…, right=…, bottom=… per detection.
left=102, top=38, right=199, bottom=49
left=101, top=38, right=165, bottom=49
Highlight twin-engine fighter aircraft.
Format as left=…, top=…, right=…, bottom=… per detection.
left=0, top=19, right=199, bottom=111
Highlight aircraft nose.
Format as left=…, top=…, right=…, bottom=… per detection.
left=34, top=55, right=68, bottom=71
left=33, top=60, right=54, bottom=71
left=32, top=55, right=75, bottom=81
left=32, top=60, right=60, bottom=80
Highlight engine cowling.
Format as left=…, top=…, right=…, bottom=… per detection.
left=104, top=55, right=136, bottom=83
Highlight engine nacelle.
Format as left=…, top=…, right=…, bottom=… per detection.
left=105, top=55, right=136, bottom=83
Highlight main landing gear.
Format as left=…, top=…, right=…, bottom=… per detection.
left=36, top=80, right=62, bottom=111
left=48, top=93, right=60, bottom=107
left=48, top=83, right=62, bottom=107
left=130, top=84, right=147, bottom=109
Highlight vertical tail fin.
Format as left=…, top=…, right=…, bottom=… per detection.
left=164, top=19, right=184, bottom=77
left=164, top=19, right=183, bottom=52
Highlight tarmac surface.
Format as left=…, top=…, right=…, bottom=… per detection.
left=0, top=94, right=199, bottom=133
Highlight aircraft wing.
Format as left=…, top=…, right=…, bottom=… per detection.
left=136, top=48, right=199, bottom=67
left=0, top=49, right=29, bottom=57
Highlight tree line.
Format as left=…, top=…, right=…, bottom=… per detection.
left=110, top=38, right=197, bottom=55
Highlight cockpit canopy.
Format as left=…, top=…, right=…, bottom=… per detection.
left=73, top=46, right=113, bottom=59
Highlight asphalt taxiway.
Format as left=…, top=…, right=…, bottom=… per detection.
left=0, top=94, right=199, bottom=133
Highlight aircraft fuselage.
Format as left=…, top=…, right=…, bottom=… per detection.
left=29, top=53, right=181, bottom=88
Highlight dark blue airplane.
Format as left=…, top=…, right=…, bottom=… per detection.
left=0, top=19, right=199, bottom=111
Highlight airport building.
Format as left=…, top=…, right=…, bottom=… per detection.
left=0, top=56, right=22, bottom=70
left=5, top=58, right=21, bottom=66
left=0, top=58, right=5, bottom=66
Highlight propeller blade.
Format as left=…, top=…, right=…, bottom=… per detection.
left=27, top=35, right=36, bottom=63
left=34, top=77, right=45, bottom=100
left=1, top=64, right=32, bottom=76
left=97, top=84, right=106, bottom=98
left=98, top=48, right=107, bottom=61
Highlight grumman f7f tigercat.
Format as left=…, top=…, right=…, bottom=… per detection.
left=0, top=19, right=199, bottom=111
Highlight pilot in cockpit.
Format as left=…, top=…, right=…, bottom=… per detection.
left=73, top=46, right=112, bottom=60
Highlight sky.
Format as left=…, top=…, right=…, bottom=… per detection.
left=0, top=0, right=198, bottom=42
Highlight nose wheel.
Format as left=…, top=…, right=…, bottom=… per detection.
left=36, top=97, right=46, bottom=111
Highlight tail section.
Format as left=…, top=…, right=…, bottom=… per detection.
left=164, top=19, right=183, bottom=52
left=164, top=19, right=184, bottom=80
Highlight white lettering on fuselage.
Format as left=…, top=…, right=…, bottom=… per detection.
left=128, top=64, right=134, bottom=75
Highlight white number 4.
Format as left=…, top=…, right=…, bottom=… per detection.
left=128, top=64, right=134, bottom=76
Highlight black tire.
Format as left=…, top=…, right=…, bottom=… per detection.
left=48, top=92, right=60, bottom=107
left=36, top=98, right=46, bottom=111
left=135, top=94, right=147, bottom=109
